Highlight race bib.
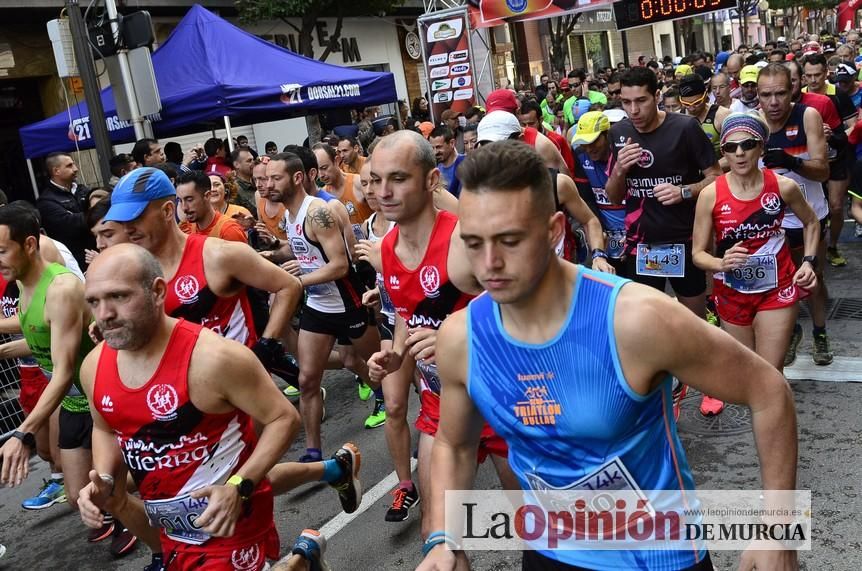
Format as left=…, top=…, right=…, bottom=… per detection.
left=635, top=243, right=685, bottom=278
left=144, top=493, right=211, bottom=545
left=724, top=254, right=778, bottom=293
left=605, top=229, right=626, bottom=259
left=416, top=359, right=441, bottom=394
left=301, top=268, right=335, bottom=298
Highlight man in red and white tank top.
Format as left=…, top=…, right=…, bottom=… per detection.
left=103, top=167, right=303, bottom=382
left=78, top=244, right=301, bottom=570
left=368, top=131, right=518, bottom=528
left=693, top=114, right=820, bottom=373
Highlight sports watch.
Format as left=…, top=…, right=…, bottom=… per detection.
left=801, top=255, right=818, bottom=267
left=227, top=475, right=255, bottom=500
left=12, top=431, right=36, bottom=448
left=680, top=186, right=693, bottom=200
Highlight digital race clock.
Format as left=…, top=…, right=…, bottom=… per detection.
left=614, top=0, right=738, bottom=31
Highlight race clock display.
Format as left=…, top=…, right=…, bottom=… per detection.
left=614, top=0, right=738, bottom=31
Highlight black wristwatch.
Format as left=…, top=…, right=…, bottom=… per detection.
left=802, top=255, right=818, bottom=267
left=680, top=186, right=693, bottom=200
left=12, top=431, right=36, bottom=448
left=591, top=248, right=609, bottom=260
left=227, top=475, right=255, bottom=500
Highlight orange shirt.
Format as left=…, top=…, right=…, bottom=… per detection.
left=257, top=197, right=287, bottom=240
left=340, top=155, right=366, bottom=175
left=327, top=172, right=373, bottom=228
left=179, top=211, right=247, bottom=243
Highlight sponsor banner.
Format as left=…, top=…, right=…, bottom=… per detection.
left=444, top=489, right=811, bottom=551
left=279, top=82, right=363, bottom=106
left=467, top=0, right=616, bottom=28
left=418, top=7, right=478, bottom=122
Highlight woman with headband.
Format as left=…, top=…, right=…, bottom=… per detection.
left=692, top=113, right=820, bottom=372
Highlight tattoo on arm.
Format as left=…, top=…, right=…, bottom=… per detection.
left=310, top=207, right=335, bottom=230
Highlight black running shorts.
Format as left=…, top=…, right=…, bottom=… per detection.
left=58, top=408, right=93, bottom=450
left=300, top=305, right=368, bottom=341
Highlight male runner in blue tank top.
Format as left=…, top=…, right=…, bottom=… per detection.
left=417, top=140, right=799, bottom=571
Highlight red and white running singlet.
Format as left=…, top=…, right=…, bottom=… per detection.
left=92, top=320, right=275, bottom=549
left=164, top=234, right=257, bottom=347
left=713, top=169, right=795, bottom=293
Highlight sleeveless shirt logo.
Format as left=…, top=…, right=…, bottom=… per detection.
left=290, top=237, right=309, bottom=255
left=146, top=384, right=179, bottom=421
left=174, top=275, right=200, bottom=304
left=760, top=192, right=782, bottom=215
left=785, top=126, right=799, bottom=140
left=720, top=203, right=732, bottom=214
left=295, top=223, right=303, bottom=236
left=419, top=265, right=441, bottom=298
left=231, top=544, right=261, bottom=570
left=637, top=149, right=654, bottom=168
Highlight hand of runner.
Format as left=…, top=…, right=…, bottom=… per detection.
left=415, top=544, right=458, bottom=571
left=654, top=183, right=683, bottom=206
left=591, top=256, right=616, bottom=275
left=84, top=248, right=99, bottom=265
left=78, top=470, right=112, bottom=528
left=793, top=261, right=817, bottom=290
left=254, top=223, right=276, bottom=246
left=615, top=138, right=642, bottom=174
left=362, top=287, right=381, bottom=311
left=368, top=349, right=402, bottom=383
left=406, top=327, right=437, bottom=363
left=737, top=545, right=798, bottom=570
left=354, top=239, right=382, bottom=271
left=192, top=484, right=243, bottom=537
left=88, top=321, right=104, bottom=344
left=823, top=123, right=833, bottom=139
left=232, top=213, right=255, bottom=230
left=281, top=260, right=302, bottom=277
left=0, top=436, right=29, bottom=486
left=720, top=242, right=749, bottom=271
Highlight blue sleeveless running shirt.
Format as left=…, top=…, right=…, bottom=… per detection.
left=467, top=267, right=705, bottom=570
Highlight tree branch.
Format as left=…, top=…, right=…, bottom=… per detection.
left=279, top=16, right=301, bottom=34
left=318, top=4, right=344, bottom=62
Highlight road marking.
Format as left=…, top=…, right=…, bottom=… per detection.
left=785, top=356, right=862, bottom=383
left=274, top=458, right=418, bottom=565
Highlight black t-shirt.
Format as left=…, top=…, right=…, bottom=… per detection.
left=609, top=112, right=717, bottom=253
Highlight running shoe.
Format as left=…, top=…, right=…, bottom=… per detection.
left=671, top=377, right=687, bottom=421
left=142, top=554, right=165, bottom=571
left=784, top=323, right=803, bottom=367
left=364, top=399, right=386, bottom=429
left=291, top=529, right=331, bottom=571
left=856, top=222, right=862, bottom=238
left=355, top=375, right=373, bottom=402
left=22, top=479, right=66, bottom=510
left=330, top=443, right=362, bottom=513
left=706, top=308, right=719, bottom=327
left=110, top=526, right=138, bottom=557
left=272, top=351, right=300, bottom=387
left=88, top=519, right=115, bottom=543
left=385, top=485, right=420, bottom=522
left=699, top=395, right=725, bottom=417
left=826, top=247, right=847, bottom=267
left=283, top=384, right=300, bottom=398
left=813, top=332, right=834, bottom=366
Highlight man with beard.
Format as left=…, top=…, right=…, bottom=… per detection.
left=176, top=171, right=248, bottom=243
left=730, top=65, right=761, bottom=113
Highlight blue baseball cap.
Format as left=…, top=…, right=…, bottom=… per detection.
left=105, top=167, right=176, bottom=223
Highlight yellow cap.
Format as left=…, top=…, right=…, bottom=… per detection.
left=674, top=64, right=694, bottom=77
left=739, top=65, right=760, bottom=85
left=571, top=111, right=610, bottom=146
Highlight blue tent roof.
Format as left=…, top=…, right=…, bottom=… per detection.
left=20, top=4, right=397, bottom=158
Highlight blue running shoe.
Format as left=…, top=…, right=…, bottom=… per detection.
left=22, top=479, right=66, bottom=510
left=291, top=529, right=330, bottom=571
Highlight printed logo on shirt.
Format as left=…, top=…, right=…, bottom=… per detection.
left=720, top=203, right=732, bottom=214
left=785, top=126, right=799, bottom=140
left=100, top=394, right=114, bottom=413
left=389, top=275, right=400, bottom=290
left=174, top=275, right=200, bottom=305
left=290, top=238, right=309, bottom=255
left=637, top=149, right=655, bottom=168
left=513, top=384, right=562, bottom=427
left=777, top=284, right=797, bottom=304
left=146, top=384, right=180, bottom=422
left=231, top=544, right=261, bottom=571
left=760, top=192, right=782, bottom=215
left=419, top=265, right=441, bottom=298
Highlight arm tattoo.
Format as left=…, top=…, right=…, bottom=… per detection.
left=310, top=207, right=335, bottom=230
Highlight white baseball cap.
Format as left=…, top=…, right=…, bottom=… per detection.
left=476, top=110, right=522, bottom=143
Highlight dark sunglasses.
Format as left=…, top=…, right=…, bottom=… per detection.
left=608, top=89, right=621, bottom=96
left=720, top=138, right=760, bottom=154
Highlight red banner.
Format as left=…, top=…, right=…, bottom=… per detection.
left=468, top=0, right=615, bottom=28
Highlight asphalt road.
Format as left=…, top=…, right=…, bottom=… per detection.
left=1, top=234, right=860, bottom=571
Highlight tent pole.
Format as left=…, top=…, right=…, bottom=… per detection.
left=224, top=116, right=235, bottom=152
left=27, top=159, right=39, bottom=199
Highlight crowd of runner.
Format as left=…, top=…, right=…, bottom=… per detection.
left=0, top=27, right=855, bottom=571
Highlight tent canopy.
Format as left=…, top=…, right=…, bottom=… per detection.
left=20, top=4, right=397, bottom=158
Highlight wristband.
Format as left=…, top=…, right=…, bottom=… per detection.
left=422, top=531, right=460, bottom=556
left=591, top=248, right=609, bottom=260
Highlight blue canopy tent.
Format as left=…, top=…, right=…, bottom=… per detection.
left=19, top=4, right=397, bottom=161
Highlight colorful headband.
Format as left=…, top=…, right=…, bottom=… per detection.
left=720, top=112, right=770, bottom=147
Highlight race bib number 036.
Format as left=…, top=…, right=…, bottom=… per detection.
left=144, top=493, right=211, bottom=545
left=636, top=243, right=685, bottom=278
left=724, top=254, right=778, bottom=293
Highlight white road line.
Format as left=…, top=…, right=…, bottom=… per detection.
left=274, top=458, right=418, bottom=565
left=785, top=356, right=862, bottom=383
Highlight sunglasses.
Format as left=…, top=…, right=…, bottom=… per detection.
left=720, top=138, right=760, bottom=154
left=679, top=93, right=707, bottom=107
left=608, top=89, right=621, bottom=96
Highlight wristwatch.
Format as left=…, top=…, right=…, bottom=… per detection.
left=591, top=248, right=609, bottom=260
left=12, top=431, right=36, bottom=448
left=680, top=186, right=693, bottom=200
left=802, top=255, right=818, bottom=267
left=227, top=475, right=255, bottom=500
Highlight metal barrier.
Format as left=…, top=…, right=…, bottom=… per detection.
left=0, top=333, right=23, bottom=441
